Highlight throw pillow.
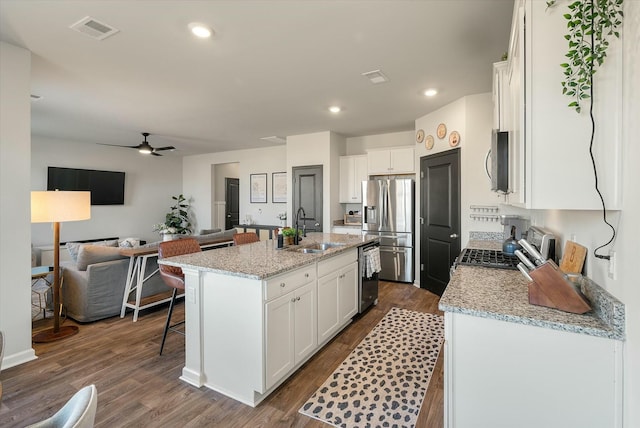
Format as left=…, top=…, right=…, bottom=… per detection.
left=66, top=239, right=118, bottom=262
left=76, top=245, right=126, bottom=271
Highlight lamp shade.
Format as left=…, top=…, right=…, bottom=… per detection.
left=31, top=191, right=91, bottom=223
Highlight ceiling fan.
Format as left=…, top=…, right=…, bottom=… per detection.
left=99, top=132, right=175, bottom=156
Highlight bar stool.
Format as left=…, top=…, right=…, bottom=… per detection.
left=158, top=238, right=201, bottom=355
left=233, top=232, right=259, bottom=246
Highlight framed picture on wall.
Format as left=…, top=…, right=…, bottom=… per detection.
left=250, top=173, right=267, bottom=203
left=272, top=172, right=287, bottom=203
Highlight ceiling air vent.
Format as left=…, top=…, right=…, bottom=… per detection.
left=260, top=136, right=287, bottom=144
left=69, top=16, right=119, bottom=40
left=361, top=69, right=389, bottom=84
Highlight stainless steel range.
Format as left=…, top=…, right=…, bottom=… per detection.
left=455, top=248, right=520, bottom=270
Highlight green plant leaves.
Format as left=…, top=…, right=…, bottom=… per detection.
left=549, top=0, right=623, bottom=113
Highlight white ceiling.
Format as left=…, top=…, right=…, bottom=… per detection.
left=0, top=0, right=514, bottom=156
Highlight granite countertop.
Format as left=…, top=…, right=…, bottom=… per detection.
left=158, top=232, right=377, bottom=280
left=440, top=240, right=625, bottom=340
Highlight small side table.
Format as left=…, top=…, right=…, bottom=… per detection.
left=31, top=266, right=54, bottom=320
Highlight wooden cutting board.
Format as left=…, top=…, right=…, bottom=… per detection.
left=560, top=241, right=587, bottom=274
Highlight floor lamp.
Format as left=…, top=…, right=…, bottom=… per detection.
left=31, top=191, right=91, bottom=342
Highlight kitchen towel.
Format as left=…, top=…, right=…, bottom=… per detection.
left=364, top=246, right=381, bottom=278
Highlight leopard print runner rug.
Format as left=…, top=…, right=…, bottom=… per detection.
left=299, top=307, right=444, bottom=428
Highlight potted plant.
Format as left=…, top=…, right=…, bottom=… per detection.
left=281, top=227, right=301, bottom=246
left=153, top=194, right=193, bottom=240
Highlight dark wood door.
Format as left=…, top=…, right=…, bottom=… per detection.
left=292, top=165, right=323, bottom=233
left=420, top=149, right=460, bottom=296
left=225, top=177, right=239, bottom=230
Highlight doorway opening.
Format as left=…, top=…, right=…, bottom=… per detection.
left=212, top=162, right=239, bottom=231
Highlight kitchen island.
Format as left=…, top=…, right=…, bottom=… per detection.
left=159, top=232, right=377, bottom=406
left=440, top=241, right=625, bottom=428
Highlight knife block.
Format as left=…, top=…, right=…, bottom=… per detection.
left=527, top=261, right=591, bottom=314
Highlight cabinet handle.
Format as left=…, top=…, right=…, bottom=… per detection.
left=305, top=273, right=309, bottom=278
left=291, top=298, right=296, bottom=302
left=280, top=282, right=286, bottom=287
left=296, top=296, right=301, bottom=301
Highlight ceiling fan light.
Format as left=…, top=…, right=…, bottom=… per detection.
left=139, top=147, right=152, bottom=154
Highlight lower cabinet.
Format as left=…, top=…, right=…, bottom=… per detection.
left=444, top=312, right=623, bottom=428
left=265, top=281, right=316, bottom=391
left=317, top=250, right=358, bottom=344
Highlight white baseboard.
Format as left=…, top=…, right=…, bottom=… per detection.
left=2, top=348, right=37, bottom=370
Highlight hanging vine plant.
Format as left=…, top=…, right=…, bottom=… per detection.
left=546, top=0, right=624, bottom=113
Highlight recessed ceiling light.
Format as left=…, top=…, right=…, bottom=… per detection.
left=329, top=106, right=341, bottom=114
left=424, top=89, right=438, bottom=97
left=188, top=22, right=212, bottom=38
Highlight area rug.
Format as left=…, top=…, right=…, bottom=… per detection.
left=299, top=307, right=444, bottom=428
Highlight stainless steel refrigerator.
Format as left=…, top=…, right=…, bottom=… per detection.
left=362, top=178, right=414, bottom=283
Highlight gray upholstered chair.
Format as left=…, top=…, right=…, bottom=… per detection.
left=26, top=384, right=98, bottom=428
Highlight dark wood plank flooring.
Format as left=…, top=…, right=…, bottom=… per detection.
left=0, top=281, right=443, bottom=427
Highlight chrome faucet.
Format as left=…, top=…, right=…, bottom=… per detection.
left=294, top=206, right=306, bottom=245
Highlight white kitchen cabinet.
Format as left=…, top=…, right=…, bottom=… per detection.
left=503, top=0, right=622, bottom=209
left=265, top=281, right=316, bottom=390
left=339, top=155, right=368, bottom=203
left=444, top=312, right=623, bottom=428
left=367, top=147, right=415, bottom=175
left=317, top=249, right=358, bottom=344
left=492, top=61, right=509, bottom=131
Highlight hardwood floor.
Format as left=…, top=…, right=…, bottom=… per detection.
left=0, top=281, right=443, bottom=427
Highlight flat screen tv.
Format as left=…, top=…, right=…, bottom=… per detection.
left=47, top=167, right=125, bottom=205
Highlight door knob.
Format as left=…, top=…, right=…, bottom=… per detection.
left=450, top=233, right=459, bottom=239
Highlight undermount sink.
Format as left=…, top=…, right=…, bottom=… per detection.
left=287, top=241, right=346, bottom=253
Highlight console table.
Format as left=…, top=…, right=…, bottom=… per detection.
left=119, top=237, right=234, bottom=321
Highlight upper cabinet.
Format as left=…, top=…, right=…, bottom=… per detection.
left=492, top=61, right=509, bottom=132
left=339, top=155, right=368, bottom=203
left=502, top=0, right=622, bottom=210
left=367, top=147, right=415, bottom=175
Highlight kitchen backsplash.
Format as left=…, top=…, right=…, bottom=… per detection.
left=469, top=231, right=505, bottom=242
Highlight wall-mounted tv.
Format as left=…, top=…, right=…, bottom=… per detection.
left=47, top=167, right=125, bottom=205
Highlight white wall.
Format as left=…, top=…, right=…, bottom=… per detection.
left=345, top=130, right=413, bottom=155
left=31, top=136, right=183, bottom=245
left=286, top=131, right=345, bottom=230
left=183, top=146, right=287, bottom=232
left=0, top=42, right=36, bottom=368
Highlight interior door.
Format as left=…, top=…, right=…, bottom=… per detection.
left=292, top=165, right=323, bottom=233
left=420, top=149, right=460, bottom=296
left=225, top=178, right=239, bottom=230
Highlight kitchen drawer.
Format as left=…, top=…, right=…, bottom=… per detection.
left=265, top=265, right=316, bottom=301
left=317, top=249, right=357, bottom=278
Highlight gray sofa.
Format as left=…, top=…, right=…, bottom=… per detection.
left=60, top=229, right=237, bottom=322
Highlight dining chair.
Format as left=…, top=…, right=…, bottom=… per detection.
left=233, top=232, right=259, bottom=246
left=158, top=238, right=201, bottom=355
left=26, top=384, right=98, bottom=428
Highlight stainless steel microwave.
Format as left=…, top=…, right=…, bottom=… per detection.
left=490, top=129, right=509, bottom=193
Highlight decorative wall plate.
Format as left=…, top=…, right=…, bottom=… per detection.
left=416, top=129, right=425, bottom=144
left=425, top=134, right=434, bottom=150
left=437, top=123, right=447, bottom=139
left=449, top=130, right=461, bottom=147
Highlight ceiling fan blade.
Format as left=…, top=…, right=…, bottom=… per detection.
left=153, top=146, right=176, bottom=152
left=97, top=143, right=141, bottom=149
left=151, top=152, right=163, bottom=156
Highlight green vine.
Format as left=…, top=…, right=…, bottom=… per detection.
left=546, top=0, right=624, bottom=113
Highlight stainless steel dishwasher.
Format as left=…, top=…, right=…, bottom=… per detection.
left=358, top=241, right=380, bottom=313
